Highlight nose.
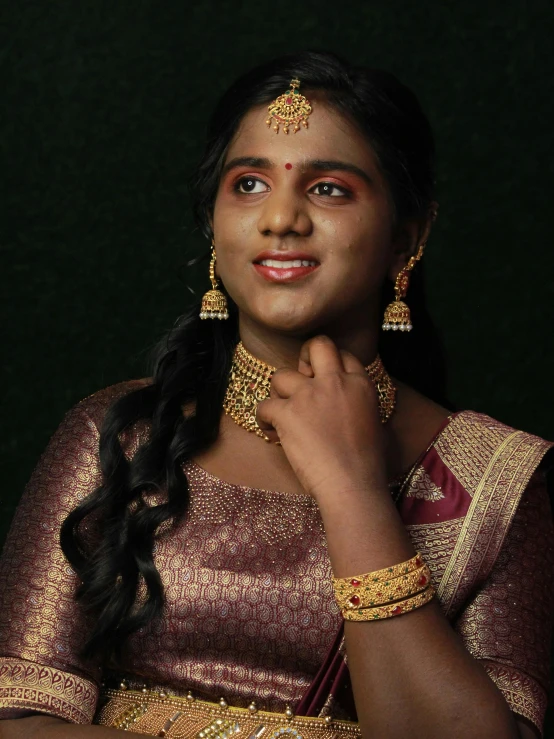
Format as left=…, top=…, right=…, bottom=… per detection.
left=256, top=188, right=312, bottom=238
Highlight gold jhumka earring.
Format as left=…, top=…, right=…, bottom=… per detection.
left=266, top=78, right=312, bottom=134
left=382, top=205, right=438, bottom=332
left=199, top=240, right=229, bottom=320
left=382, top=243, right=425, bottom=333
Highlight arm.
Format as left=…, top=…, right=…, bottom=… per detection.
left=318, top=484, right=531, bottom=739
left=0, top=715, right=144, bottom=738
left=0, top=403, right=104, bottom=728
left=256, top=336, right=550, bottom=739
left=452, top=468, right=554, bottom=739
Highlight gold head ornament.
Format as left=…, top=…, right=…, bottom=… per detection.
left=266, top=78, right=312, bottom=134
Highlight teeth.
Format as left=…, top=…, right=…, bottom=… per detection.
left=258, top=259, right=317, bottom=268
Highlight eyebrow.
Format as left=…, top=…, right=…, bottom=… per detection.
left=222, top=156, right=373, bottom=187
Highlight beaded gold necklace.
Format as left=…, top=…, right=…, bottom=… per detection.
left=223, top=341, right=397, bottom=441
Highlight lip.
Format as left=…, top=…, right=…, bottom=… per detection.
left=253, top=263, right=320, bottom=283
left=252, top=250, right=320, bottom=264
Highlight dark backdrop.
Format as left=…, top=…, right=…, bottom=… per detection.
left=2, top=0, right=554, bottom=733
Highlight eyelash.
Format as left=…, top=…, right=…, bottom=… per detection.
left=233, top=176, right=352, bottom=198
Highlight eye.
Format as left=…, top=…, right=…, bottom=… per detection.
left=234, top=176, right=269, bottom=194
left=311, top=182, right=351, bottom=197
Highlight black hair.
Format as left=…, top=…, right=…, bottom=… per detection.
left=60, top=50, right=449, bottom=663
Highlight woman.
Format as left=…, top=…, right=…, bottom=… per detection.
left=0, top=51, right=552, bottom=739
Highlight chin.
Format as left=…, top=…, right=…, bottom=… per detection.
left=251, top=308, right=326, bottom=336
left=235, top=290, right=337, bottom=334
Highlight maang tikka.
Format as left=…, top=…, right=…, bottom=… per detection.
left=382, top=243, right=425, bottom=332
left=266, top=78, right=312, bottom=134
left=199, top=240, right=229, bottom=320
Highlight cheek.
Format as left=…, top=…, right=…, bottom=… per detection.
left=213, top=201, right=256, bottom=241
left=331, top=215, right=391, bottom=260
left=321, top=200, right=390, bottom=237
left=211, top=237, right=251, bottom=293
left=333, top=234, right=392, bottom=293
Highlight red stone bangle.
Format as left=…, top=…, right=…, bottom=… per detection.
left=342, top=585, right=435, bottom=621
left=332, top=552, right=423, bottom=590
left=334, top=564, right=431, bottom=610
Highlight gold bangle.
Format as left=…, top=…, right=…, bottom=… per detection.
left=332, top=552, right=423, bottom=591
left=342, top=585, right=435, bottom=622
left=334, top=564, right=431, bottom=610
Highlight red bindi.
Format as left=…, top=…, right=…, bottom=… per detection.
left=285, top=163, right=293, bottom=170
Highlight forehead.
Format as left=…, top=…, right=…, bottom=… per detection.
left=225, top=97, right=381, bottom=171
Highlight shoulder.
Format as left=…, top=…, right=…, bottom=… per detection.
left=74, top=377, right=153, bottom=432
left=435, top=410, right=553, bottom=477
left=423, top=410, right=552, bottom=549
left=40, top=378, right=155, bottom=465
left=405, top=411, right=553, bottom=619
left=400, top=409, right=552, bottom=531
left=3, top=379, right=155, bottom=544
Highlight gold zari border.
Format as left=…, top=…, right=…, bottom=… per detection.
left=437, top=428, right=553, bottom=616
left=0, top=657, right=98, bottom=724
left=95, top=689, right=361, bottom=739
left=482, top=662, right=547, bottom=731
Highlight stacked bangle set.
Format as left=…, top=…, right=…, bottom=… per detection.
left=332, top=552, right=435, bottom=621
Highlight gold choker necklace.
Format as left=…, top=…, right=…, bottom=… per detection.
left=223, top=341, right=396, bottom=441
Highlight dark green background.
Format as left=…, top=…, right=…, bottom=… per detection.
left=2, top=1, right=554, bottom=733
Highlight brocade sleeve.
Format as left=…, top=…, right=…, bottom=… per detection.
left=0, top=403, right=103, bottom=724
left=454, top=468, right=554, bottom=737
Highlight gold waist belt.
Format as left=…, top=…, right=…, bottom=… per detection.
left=95, top=688, right=361, bottom=739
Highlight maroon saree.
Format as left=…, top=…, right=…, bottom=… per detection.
left=296, top=412, right=554, bottom=734
left=0, top=381, right=552, bottom=736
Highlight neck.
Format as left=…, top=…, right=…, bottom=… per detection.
left=237, top=311, right=380, bottom=370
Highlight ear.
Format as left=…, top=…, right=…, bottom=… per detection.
left=387, top=202, right=438, bottom=281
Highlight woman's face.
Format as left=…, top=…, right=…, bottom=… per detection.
left=212, top=97, right=401, bottom=336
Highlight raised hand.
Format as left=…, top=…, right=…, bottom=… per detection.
left=255, top=335, right=388, bottom=503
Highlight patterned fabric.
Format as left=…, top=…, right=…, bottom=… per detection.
left=0, top=400, right=106, bottom=723
left=404, top=465, right=445, bottom=501
left=125, top=460, right=342, bottom=711
left=0, top=381, right=341, bottom=720
left=398, top=416, right=554, bottom=736
left=0, top=381, right=552, bottom=735
left=402, top=468, right=554, bottom=734
left=455, top=471, right=554, bottom=728
left=0, top=658, right=97, bottom=723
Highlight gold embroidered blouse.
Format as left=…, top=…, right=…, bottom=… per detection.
left=0, top=380, right=552, bottom=736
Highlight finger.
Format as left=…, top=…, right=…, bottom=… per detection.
left=299, top=335, right=345, bottom=376
left=298, top=356, right=314, bottom=378
left=270, top=368, right=310, bottom=399
left=255, top=397, right=283, bottom=443
left=339, top=349, right=369, bottom=375
left=262, top=427, right=281, bottom=444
